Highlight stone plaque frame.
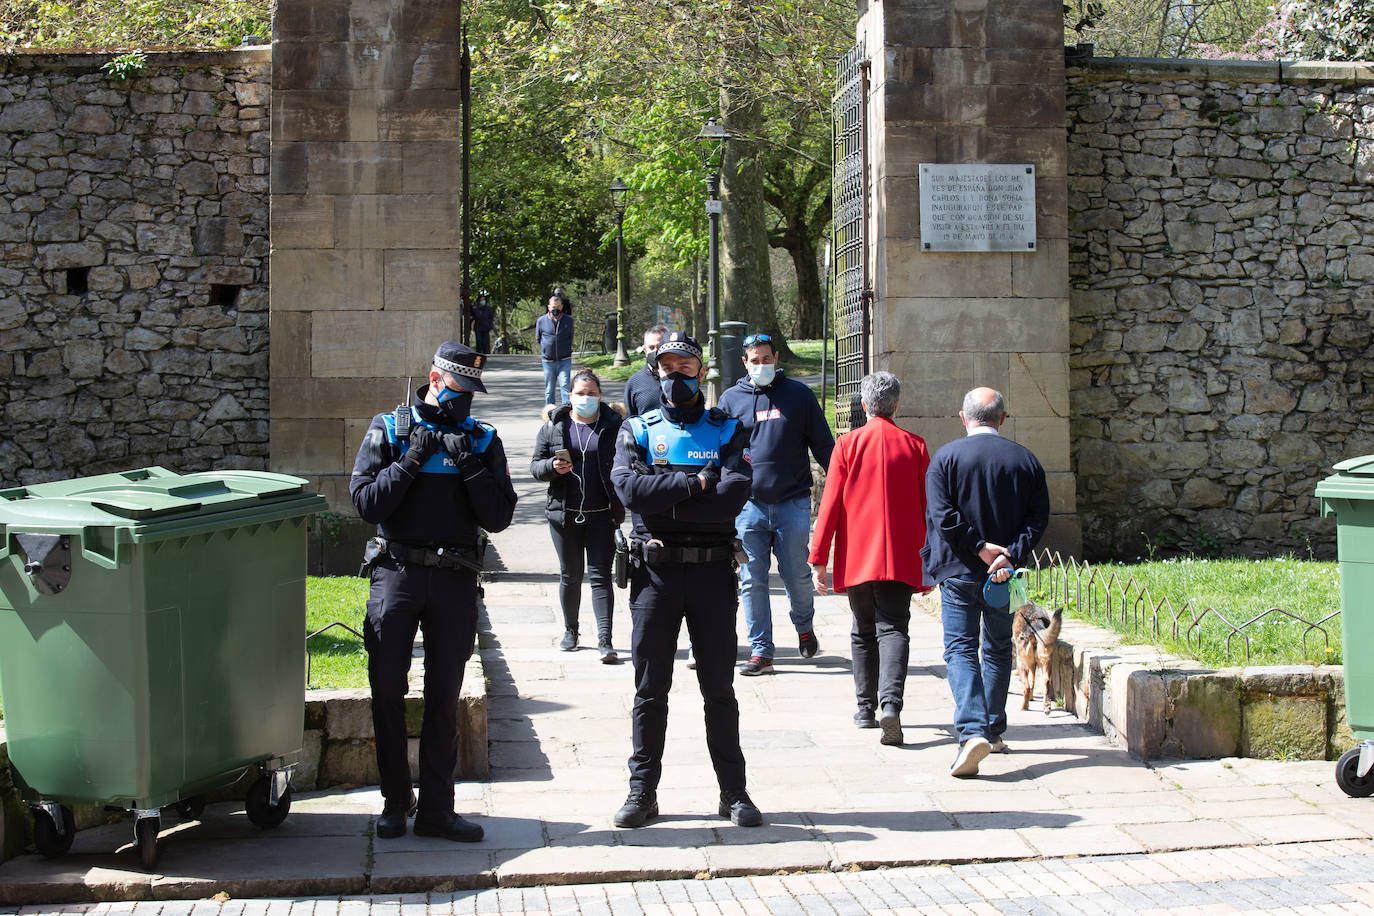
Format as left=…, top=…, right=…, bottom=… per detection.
left=919, top=163, right=1036, bottom=252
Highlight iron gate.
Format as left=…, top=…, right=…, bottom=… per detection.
left=831, top=41, right=870, bottom=433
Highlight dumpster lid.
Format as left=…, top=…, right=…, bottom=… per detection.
left=1331, top=455, right=1374, bottom=476
left=0, top=468, right=315, bottom=526
left=1315, top=455, right=1374, bottom=503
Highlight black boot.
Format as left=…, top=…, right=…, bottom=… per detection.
left=718, top=788, right=763, bottom=827
left=613, top=790, right=658, bottom=828
left=376, top=789, right=417, bottom=839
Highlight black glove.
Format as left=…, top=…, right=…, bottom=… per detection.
left=402, top=427, right=441, bottom=473
left=696, top=463, right=720, bottom=493
left=441, top=432, right=473, bottom=463
left=630, top=458, right=652, bottom=476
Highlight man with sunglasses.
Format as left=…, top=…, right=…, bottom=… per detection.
left=717, top=332, right=834, bottom=676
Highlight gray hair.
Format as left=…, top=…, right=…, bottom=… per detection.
left=861, top=372, right=900, bottom=418
left=962, top=389, right=1007, bottom=424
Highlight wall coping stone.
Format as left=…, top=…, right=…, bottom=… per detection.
left=0, top=47, right=271, bottom=72
left=1069, top=56, right=1374, bottom=85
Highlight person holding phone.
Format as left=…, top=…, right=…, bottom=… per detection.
left=530, top=368, right=626, bottom=661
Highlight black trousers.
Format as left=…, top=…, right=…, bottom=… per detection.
left=364, top=558, right=478, bottom=817
left=847, top=579, right=914, bottom=716
left=627, top=558, right=746, bottom=794
left=547, top=512, right=614, bottom=640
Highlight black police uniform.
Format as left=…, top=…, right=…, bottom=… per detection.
left=350, top=347, right=516, bottom=831
left=610, top=380, right=754, bottom=815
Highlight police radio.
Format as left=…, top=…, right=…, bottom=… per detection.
left=393, top=377, right=413, bottom=441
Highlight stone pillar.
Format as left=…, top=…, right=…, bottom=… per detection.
left=270, top=0, right=463, bottom=509
left=858, top=0, right=1080, bottom=554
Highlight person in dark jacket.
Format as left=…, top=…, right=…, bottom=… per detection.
left=717, top=333, right=834, bottom=676
left=471, top=295, right=495, bottom=354
left=351, top=341, right=518, bottom=842
left=623, top=324, right=668, bottom=417
left=536, top=293, right=575, bottom=406
left=922, top=387, right=1050, bottom=778
left=530, top=367, right=626, bottom=663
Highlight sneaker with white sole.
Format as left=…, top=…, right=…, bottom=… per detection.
left=951, top=736, right=991, bottom=777
left=989, top=738, right=1008, bottom=753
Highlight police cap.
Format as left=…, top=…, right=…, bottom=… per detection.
left=432, top=340, right=488, bottom=393
left=656, top=330, right=703, bottom=364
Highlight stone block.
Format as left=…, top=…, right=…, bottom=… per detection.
left=378, top=90, right=462, bottom=141
left=292, top=729, right=322, bottom=791
left=272, top=90, right=351, bottom=142
left=271, top=376, right=398, bottom=420
left=988, top=47, right=1064, bottom=85
left=886, top=240, right=1013, bottom=297
left=878, top=125, right=938, bottom=179
left=271, top=142, right=309, bottom=193
left=383, top=42, right=461, bottom=90
left=273, top=0, right=350, bottom=43
left=884, top=4, right=954, bottom=49
left=311, top=310, right=459, bottom=377
left=1170, top=671, right=1242, bottom=758
left=319, top=738, right=380, bottom=787
left=883, top=293, right=1066, bottom=353
left=307, top=141, right=403, bottom=195
left=194, top=217, right=246, bottom=256
left=1046, top=471, right=1076, bottom=514
left=1008, top=350, right=1069, bottom=417
left=986, top=129, right=1068, bottom=180
left=987, top=5, right=1063, bottom=50
left=270, top=311, right=312, bottom=381
left=882, top=350, right=1010, bottom=417
left=1242, top=695, right=1327, bottom=759
left=270, top=195, right=336, bottom=249
left=270, top=418, right=349, bottom=476
left=383, top=251, right=463, bottom=310
left=1041, top=512, right=1082, bottom=559
left=1012, top=238, right=1069, bottom=298
left=1122, top=667, right=1169, bottom=760
left=400, top=141, right=463, bottom=192
left=269, top=249, right=384, bottom=311
left=988, top=85, right=1063, bottom=128
left=1004, top=415, right=1068, bottom=471
left=332, top=194, right=461, bottom=249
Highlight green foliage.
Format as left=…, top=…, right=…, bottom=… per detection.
left=1275, top=0, right=1374, bottom=61
left=1069, top=0, right=1275, bottom=58
left=1, top=0, right=270, bottom=51
left=101, top=52, right=146, bottom=79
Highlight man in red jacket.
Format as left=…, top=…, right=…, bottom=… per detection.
left=808, top=371, right=930, bottom=746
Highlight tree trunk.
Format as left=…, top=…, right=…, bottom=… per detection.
left=720, top=92, right=794, bottom=360
left=691, top=255, right=706, bottom=339
left=788, top=230, right=824, bottom=339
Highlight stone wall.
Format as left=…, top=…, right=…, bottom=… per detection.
left=1066, top=60, right=1374, bottom=560
left=0, top=50, right=272, bottom=488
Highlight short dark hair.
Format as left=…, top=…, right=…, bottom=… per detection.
left=570, top=367, right=601, bottom=393
left=644, top=324, right=668, bottom=339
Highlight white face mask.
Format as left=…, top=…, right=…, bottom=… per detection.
left=570, top=393, right=600, bottom=417
left=747, top=363, right=776, bottom=387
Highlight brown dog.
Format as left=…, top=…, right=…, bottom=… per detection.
left=1012, top=601, right=1063, bottom=713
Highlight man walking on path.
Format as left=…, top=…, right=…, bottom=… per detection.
left=922, top=387, right=1049, bottom=777
left=350, top=342, right=518, bottom=841
left=609, top=331, right=762, bottom=829
left=536, top=293, right=574, bottom=407
left=718, top=332, right=834, bottom=676
left=808, top=372, right=928, bottom=745
left=623, top=324, right=668, bottom=417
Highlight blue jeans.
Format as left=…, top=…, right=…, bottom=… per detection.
left=940, top=576, right=1014, bottom=743
left=543, top=357, right=571, bottom=406
left=736, top=495, right=815, bottom=659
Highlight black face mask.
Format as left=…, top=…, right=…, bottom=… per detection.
left=659, top=372, right=700, bottom=406
left=436, top=388, right=473, bottom=422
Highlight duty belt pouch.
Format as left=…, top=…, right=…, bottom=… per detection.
left=731, top=538, right=748, bottom=567
left=358, top=537, right=384, bottom=578
left=613, top=529, right=630, bottom=588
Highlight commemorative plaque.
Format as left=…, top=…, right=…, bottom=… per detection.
left=919, top=164, right=1036, bottom=252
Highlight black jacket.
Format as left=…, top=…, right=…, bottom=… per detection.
left=622, top=364, right=662, bottom=418
left=530, top=401, right=627, bottom=525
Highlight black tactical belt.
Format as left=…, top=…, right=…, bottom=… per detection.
left=635, top=539, right=733, bottom=565
left=377, top=537, right=481, bottom=571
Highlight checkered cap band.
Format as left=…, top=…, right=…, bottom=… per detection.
left=658, top=332, right=703, bottom=363
left=433, top=355, right=482, bottom=379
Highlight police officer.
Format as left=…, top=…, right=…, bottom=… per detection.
left=609, top=331, right=763, bottom=829
left=351, top=341, right=517, bottom=842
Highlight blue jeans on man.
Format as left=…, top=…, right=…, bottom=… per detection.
left=939, top=575, right=1014, bottom=743
left=543, top=357, right=572, bottom=406
left=736, top=494, right=814, bottom=659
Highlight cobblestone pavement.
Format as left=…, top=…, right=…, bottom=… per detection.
left=4, top=839, right=1373, bottom=914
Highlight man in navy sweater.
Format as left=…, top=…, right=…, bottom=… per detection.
left=922, top=387, right=1049, bottom=778
left=718, top=333, right=834, bottom=675
left=623, top=324, right=668, bottom=417
left=536, top=293, right=575, bottom=406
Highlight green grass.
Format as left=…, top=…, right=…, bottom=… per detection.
left=1028, top=557, right=1343, bottom=668
left=305, top=576, right=370, bottom=689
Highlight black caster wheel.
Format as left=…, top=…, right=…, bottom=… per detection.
left=245, top=775, right=291, bottom=828
left=135, top=816, right=160, bottom=870
left=32, top=805, right=75, bottom=858
left=172, top=795, right=206, bottom=820
left=1336, top=747, right=1374, bottom=798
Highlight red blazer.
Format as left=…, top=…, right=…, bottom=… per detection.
left=808, top=416, right=930, bottom=593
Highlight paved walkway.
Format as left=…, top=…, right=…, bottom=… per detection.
left=2, top=356, right=1373, bottom=908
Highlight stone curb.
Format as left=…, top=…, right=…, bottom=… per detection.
left=1069, top=57, right=1374, bottom=85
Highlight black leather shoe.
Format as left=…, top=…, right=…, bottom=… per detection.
left=599, top=639, right=619, bottom=664
left=718, top=789, right=763, bottom=827
left=413, top=811, right=484, bottom=843
left=376, top=790, right=417, bottom=839
left=559, top=629, right=578, bottom=651
left=613, top=790, right=658, bottom=828
left=855, top=710, right=879, bottom=729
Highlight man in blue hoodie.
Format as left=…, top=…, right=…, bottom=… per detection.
left=717, top=333, right=835, bottom=675
left=536, top=293, right=575, bottom=406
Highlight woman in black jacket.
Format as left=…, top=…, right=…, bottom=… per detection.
left=530, top=367, right=626, bottom=662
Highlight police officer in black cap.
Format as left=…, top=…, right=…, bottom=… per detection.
left=351, top=341, right=517, bottom=842
left=609, top=331, right=763, bottom=828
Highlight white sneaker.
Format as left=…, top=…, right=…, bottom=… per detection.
left=951, top=737, right=991, bottom=777
left=989, top=738, right=1008, bottom=753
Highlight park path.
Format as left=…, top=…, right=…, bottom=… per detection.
left=1, top=355, right=1372, bottom=907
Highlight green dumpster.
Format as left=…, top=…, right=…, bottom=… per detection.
left=1316, top=455, right=1374, bottom=798
left=0, top=467, right=327, bottom=867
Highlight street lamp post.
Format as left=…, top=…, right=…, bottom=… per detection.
left=610, top=178, right=631, bottom=367
left=696, top=117, right=729, bottom=403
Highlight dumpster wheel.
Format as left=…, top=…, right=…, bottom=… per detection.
left=172, top=794, right=207, bottom=820
left=134, top=815, right=159, bottom=870
left=1337, top=747, right=1374, bottom=798
left=32, top=805, right=75, bottom=858
left=245, top=775, right=292, bottom=828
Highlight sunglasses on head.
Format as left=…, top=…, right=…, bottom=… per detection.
left=743, top=333, right=773, bottom=348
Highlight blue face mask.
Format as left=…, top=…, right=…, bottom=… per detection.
left=435, top=383, right=472, bottom=420
left=747, top=363, right=776, bottom=387
left=660, top=372, right=699, bottom=406
left=570, top=393, right=600, bottom=417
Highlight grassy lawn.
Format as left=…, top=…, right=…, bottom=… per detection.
left=306, top=576, right=371, bottom=688
left=1027, top=557, right=1343, bottom=668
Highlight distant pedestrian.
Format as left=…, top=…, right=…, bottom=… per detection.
left=623, top=324, right=668, bottom=417
left=530, top=368, right=626, bottom=663
left=717, top=332, right=834, bottom=676
left=471, top=295, right=495, bottom=354
left=536, top=293, right=574, bottom=406
left=922, top=387, right=1049, bottom=778
left=809, top=371, right=929, bottom=746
